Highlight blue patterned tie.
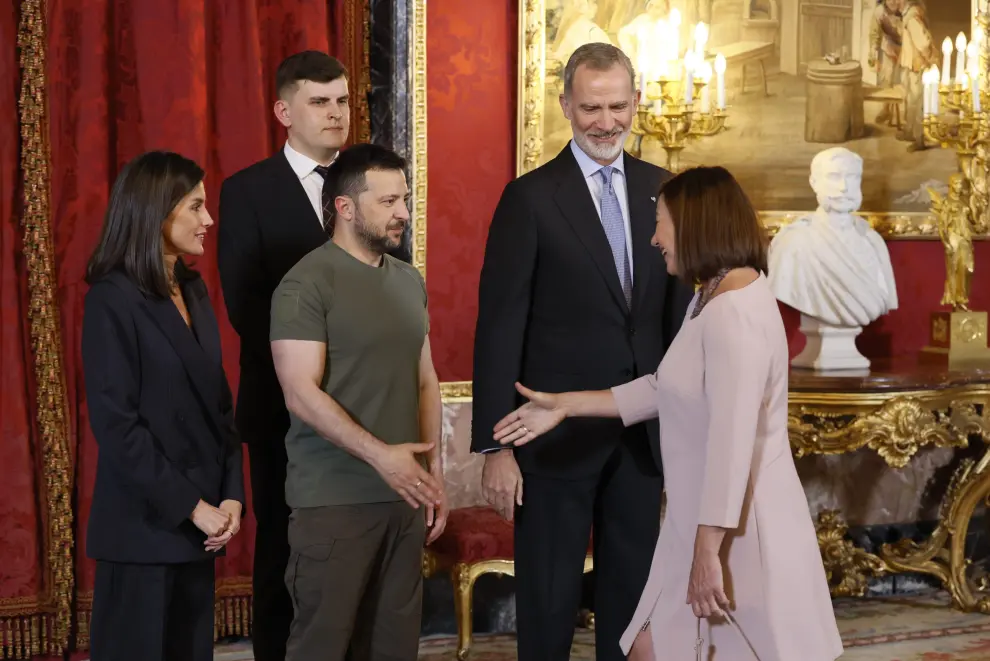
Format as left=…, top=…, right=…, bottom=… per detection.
left=597, top=166, right=632, bottom=307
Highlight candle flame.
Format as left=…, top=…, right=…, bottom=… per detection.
left=714, top=53, right=726, bottom=74
left=956, top=32, right=968, bottom=52
left=943, top=37, right=954, bottom=54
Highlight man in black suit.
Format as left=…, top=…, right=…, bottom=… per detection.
left=217, top=51, right=350, bottom=661
left=471, top=43, right=693, bottom=661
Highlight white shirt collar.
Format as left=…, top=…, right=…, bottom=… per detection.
left=569, top=139, right=625, bottom=179
left=283, top=141, right=336, bottom=180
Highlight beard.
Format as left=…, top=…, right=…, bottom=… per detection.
left=574, top=125, right=629, bottom=162
left=818, top=192, right=862, bottom=214
left=354, top=208, right=405, bottom=255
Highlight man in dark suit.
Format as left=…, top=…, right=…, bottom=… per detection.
left=217, top=51, right=350, bottom=661
left=471, top=43, right=693, bottom=661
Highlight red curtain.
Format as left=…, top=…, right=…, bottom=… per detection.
left=0, top=0, right=371, bottom=654
left=1, top=0, right=56, bottom=657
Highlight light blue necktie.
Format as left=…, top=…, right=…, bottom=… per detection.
left=597, top=166, right=632, bottom=307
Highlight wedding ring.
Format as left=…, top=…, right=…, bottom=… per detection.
left=521, top=425, right=530, bottom=434
left=415, top=480, right=422, bottom=487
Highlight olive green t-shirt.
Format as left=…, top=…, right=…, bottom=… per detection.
left=270, top=241, right=429, bottom=508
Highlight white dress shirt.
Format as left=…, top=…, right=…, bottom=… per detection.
left=283, top=141, right=329, bottom=225
left=569, top=140, right=635, bottom=280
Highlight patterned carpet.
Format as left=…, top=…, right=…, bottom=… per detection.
left=210, top=591, right=990, bottom=660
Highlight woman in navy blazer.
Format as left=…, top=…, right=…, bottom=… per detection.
left=82, top=151, right=246, bottom=661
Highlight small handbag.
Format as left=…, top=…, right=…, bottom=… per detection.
left=694, top=609, right=762, bottom=661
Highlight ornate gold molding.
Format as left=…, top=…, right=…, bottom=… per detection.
left=411, top=0, right=428, bottom=277
left=789, top=391, right=989, bottom=468
left=15, top=0, right=75, bottom=656
left=761, top=211, right=976, bottom=240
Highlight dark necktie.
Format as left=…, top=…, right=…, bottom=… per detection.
left=313, top=165, right=333, bottom=236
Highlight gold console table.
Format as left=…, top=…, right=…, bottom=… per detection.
left=789, top=357, right=990, bottom=610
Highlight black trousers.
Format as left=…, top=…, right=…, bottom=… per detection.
left=248, top=434, right=294, bottom=661
left=514, top=436, right=663, bottom=661
left=89, top=559, right=215, bottom=661
left=285, top=502, right=426, bottom=661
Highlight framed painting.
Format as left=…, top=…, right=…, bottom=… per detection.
left=517, top=0, right=983, bottom=239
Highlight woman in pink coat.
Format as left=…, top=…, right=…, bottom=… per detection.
left=493, top=167, right=843, bottom=661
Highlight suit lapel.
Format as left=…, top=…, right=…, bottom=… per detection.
left=271, top=151, right=329, bottom=247
left=552, top=149, right=629, bottom=312
left=626, top=158, right=664, bottom=315
left=136, top=279, right=226, bottom=441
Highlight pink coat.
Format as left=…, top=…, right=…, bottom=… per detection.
left=611, top=274, right=842, bottom=661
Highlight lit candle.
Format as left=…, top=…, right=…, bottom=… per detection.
left=956, top=32, right=968, bottom=85
left=694, top=22, right=708, bottom=61
left=932, top=66, right=941, bottom=115
left=942, top=38, right=953, bottom=85
left=683, top=51, right=695, bottom=103
left=922, top=68, right=932, bottom=116
left=699, top=62, right=712, bottom=113
left=968, top=41, right=979, bottom=78
left=715, top=54, right=726, bottom=109
left=652, top=98, right=663, bottom=117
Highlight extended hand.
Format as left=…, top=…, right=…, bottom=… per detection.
left=373, top=443, right=444, bottom=509
left=686, top=550, right=730, bottom=618
left=205, top=500, right=242, bottom=552
left=493, top=383, right=566, bottom=447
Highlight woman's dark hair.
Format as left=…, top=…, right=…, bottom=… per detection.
left=659, top=165, right=768, bottom=284
left=85, top=150, right=205, bottom=298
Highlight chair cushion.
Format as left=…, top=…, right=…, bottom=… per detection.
left=431, top=507, right=514, bottom=565
left=432, top=506, right=594, bottom=566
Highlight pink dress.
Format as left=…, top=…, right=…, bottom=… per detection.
left=611, top=274, right=842, bottom=661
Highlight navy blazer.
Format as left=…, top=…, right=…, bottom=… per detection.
left=82, top=266, right=245, bottom=564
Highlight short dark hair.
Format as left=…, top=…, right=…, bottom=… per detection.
left=85, top=151, right=205, bottom=298
left=659, top=166, right=768, bottom=284
left=563, top=43, right=636, bottom=97
left=324, top=144, right=407, bottom=236
left=275, top=51, right=348, bottom=99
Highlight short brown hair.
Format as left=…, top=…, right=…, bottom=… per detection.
left=660, top=166, right=768, bottom=284
left=276, top=51, right=348, bottom=99
left=563, top=43, right=635, bottom=97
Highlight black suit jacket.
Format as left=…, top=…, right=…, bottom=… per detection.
left=82, top=267, right=245, bottom=564
left=471, top=145, right=694, bottom=478
left=217, top=151, right=328, bottom=443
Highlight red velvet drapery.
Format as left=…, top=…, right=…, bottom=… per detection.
left=1, top=1, right=369, bottom=656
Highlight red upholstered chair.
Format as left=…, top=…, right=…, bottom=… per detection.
left=423, top=506, right=593, bottom=659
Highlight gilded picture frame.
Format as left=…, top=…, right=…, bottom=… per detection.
left=518, top=0, right=987, bottom=240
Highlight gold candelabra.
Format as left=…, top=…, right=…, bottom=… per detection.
left=625, top=12, right=729, bottom=171
left=630, top=75, right=728, bottom=172
left=919, top=10, right=990, bottom=364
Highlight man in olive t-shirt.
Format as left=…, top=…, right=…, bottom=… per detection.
left=270, top=144, right=448, bottom=661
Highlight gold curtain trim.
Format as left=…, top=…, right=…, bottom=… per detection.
left=343, top=0, right=372, bottom=143
left=17, top=0, right=75, bottom=656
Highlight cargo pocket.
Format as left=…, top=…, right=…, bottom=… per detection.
left=286, top=542, right=335, bottom=615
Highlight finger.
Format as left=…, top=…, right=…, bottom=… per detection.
left=411, top=484, right=437, bottom=508
left=408, top=442, right=435, bottom=454
left=515, top=383, right=538, bottom=400
left=707, top=594, right=722, bottom=617
left=426, top=504, right=435, bottom=527
left=498, top=425, right=528, bottom=445
left=515, top=478, right=524, bottom=507
left=691, top=600, right=703, bottom=618
left=493, top=420, right=523, bottom=441
left=716, top=588, right=730, bottom=609
left=414, top=468, right=443, bottom=496
left=493, top=413, right=519, bottom=433
left=396, top=488, right=420, bottom=508
left=699, top=599, right=712, bottom=618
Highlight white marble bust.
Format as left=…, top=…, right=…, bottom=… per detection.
left=768, top=148, right=898, bottom=370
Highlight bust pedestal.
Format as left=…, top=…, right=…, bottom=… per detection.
left=791, top=314, right=870, bottom=371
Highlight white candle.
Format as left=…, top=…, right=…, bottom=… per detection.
left=932, top=70, right=940, bottom=115
left=700, top=84, right=711, bottom=113
left=683, top=51, right=695, bottom=103
left=942, top=38, right=953, bottom=85
left=652, top=98, right=663, bottom=116
left=956, top=33, right=968, bottom=85
left=694, top=22, right=708, bottom=61
left=974, top=74, right=982, bottom=112
left=715, top=54, right=726, bottom=109
left=923, top=69, right=932, bottom=116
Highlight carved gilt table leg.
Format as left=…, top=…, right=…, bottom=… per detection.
left=881, top=403, right=990, bottom=612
